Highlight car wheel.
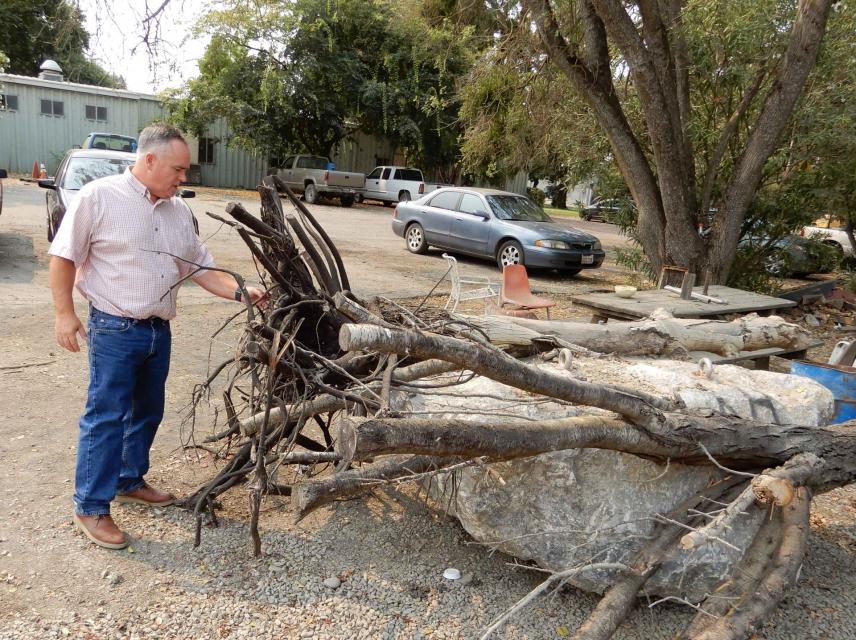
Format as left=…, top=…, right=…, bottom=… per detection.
left=304, top=183, right=318, bottom=204
left=497, top=240, right=524, bottom=269
left=824, top=241, right=845, bottom=258
left=398, top=191, right=411, bottom=202
left=405, top=223, right=429, bottom=254
left=341, top=195, right=355, bottom=207
left=355, top=193, right=364, bottom=203
left=383, top=200, right=393, bottom=207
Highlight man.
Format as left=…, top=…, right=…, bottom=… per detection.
left=49, top=123, right=265, bottom=550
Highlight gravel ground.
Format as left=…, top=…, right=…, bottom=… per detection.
left=1, top=480, right=854, bottom=640
left=2, top=292, right=854, bottom=640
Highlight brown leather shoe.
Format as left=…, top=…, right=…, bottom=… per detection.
left=114, top=482, right=175, bottom=507
left=73, top=513, right=129, bottom=550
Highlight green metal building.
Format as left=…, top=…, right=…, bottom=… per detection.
left=0, top=61, right=396, bottom=189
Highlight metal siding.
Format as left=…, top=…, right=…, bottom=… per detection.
left=471, top=170, right=528, bottom=196
left=0, top=74, right=398, bottom=189
left=0, top=74, right=162, bottom=174
left=197, top=118, right=268, bottom=189
left=332, top=130, right=396, bottom=174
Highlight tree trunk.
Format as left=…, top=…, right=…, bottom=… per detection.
left=463, top=310, right=814, bottom=357
left=704, top=0, right=834, bottom=282
left=525, top=0, right=834, bottom=282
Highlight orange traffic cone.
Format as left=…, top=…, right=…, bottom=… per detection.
left=31, top=161, right=39, bottom=179
left=39, top=163, right=47, bottom=179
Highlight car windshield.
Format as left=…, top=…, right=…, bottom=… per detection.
left=487, top=195, right=551, bottom=222
left=87, top=135, right=136, bottom=152
left=61, top=157, right=134, bottom=190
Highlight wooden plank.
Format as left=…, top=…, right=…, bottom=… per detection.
left=569, top=285, right=796, bottom=320
left=687, top=340, right=822, bottom=368
left=776, top=278, right=841, bottom=302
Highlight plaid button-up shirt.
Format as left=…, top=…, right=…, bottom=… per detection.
left=48, top=168, right=215, bottom=320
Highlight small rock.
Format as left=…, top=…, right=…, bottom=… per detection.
left=108, top=573, right=123, bottom=586
left=458, top=573, right=473, bottom=586
left=323, top=577, right=341, bottom=589
left=804, top=313, right=821, bottom=327
left=828, top=298, right=845, bottom=310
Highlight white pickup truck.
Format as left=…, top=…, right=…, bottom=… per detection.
left=267, top=154, right=364, bottom=207
left=361, top=166, right=442, bottom=206
left=802, top=215, right=854, bottom=255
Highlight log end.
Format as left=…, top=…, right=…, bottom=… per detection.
left=291, top=482, right=330, bottom=523
left=339, top=323, right=356, bottom=351
left=335, top=417, right=359, bottom=464
left=752, top=476, right=795, bottom=507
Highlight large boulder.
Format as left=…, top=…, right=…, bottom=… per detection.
left=419, top=358, right=832, bottom=599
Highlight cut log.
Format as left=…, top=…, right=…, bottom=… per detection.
left=463, top=309, right=814, bottom=357
left=678, top=503, right=780, bottom=637
left=691, top=487, right=811, bottom=640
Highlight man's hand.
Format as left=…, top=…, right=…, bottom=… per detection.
left=193, top=269, right=270, bottom=309
left=245, top=286, right=269, bottom=310
left=55, top=311, right=87, bottom=352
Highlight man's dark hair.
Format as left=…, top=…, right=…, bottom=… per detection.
left=137, top=123, right=187, bottom=155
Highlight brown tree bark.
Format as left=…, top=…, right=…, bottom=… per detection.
left=524, top=0, right=835, bottom=282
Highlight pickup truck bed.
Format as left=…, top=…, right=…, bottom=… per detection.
left=268, top=155, right=364, bottom=207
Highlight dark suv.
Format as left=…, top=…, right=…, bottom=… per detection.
left=580, top=198, right=633, bottom=222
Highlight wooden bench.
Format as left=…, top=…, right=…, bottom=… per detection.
left=570, top=285, right=796, bottom=323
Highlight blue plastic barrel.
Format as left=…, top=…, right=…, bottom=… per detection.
left=790, top=360, right=856, bottom=423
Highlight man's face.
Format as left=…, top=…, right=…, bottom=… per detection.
left=143, top=140, right=190, bottom=199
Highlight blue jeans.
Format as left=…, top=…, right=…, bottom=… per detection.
left=74, top=307, right=171, bottom=516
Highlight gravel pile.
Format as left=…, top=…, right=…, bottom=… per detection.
left=2, top=477, right=855, bottom=639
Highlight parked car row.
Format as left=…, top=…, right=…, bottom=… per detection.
left=266, top=157, right=449, bottom=208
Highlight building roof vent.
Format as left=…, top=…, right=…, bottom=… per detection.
left=38, top=59, right=64, bottom=82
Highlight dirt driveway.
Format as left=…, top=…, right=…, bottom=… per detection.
left=1, top=180, right=854, bottom=639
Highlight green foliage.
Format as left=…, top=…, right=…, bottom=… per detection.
left=526, top=187, right=545, bottom=206
left=0, top=0, right=124, bottom=88
left=167, top=0, right=481, bottom=173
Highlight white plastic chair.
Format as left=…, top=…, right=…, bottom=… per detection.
left=443, top=253, right=499, bottom=312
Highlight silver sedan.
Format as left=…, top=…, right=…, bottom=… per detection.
left=391, top=187, right=605, bottom=273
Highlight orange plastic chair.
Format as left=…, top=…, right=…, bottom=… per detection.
left=500, top=264, right=556, bottom=319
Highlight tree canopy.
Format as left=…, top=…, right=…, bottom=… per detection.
left=167, top=0, right=483, bottom=175
left=0, top=0, right=125, bottom=88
